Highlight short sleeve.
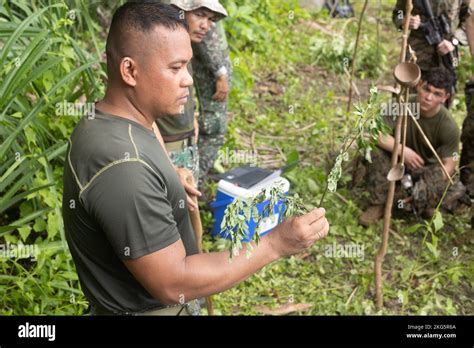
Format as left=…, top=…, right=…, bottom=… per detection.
left=437, top=119, right=460, bottom=159
left=83, top=161, right=180, bottom=260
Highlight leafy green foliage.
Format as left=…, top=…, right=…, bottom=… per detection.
left=0, top=0, right=105, bottom=314
left=309, top=26, right=387, bottom=79
left=205, top=0, right=472, bottom=315
left=221, top=184, right=308, bottom=259
left=221, top=87, right=389, bottom=258
left=1, top=0, right=471, bottom=317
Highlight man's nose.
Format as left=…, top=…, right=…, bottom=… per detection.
left=200, top=19, right=210, bottom=31
left=182, top=68, right=193, bottom=87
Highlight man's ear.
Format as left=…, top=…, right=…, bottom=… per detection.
left=120, top=57, right=137, bottom=87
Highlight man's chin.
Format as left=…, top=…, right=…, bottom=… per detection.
left=155, top=106, right=185, bottom=117
left=420, top=104, right=432, bottom=113
left=191, top=35, right=204, bottom=43
left=173, top=105, right=185, bottom=115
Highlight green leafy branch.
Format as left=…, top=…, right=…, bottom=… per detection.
left=319, top=86, right=389, bottom=205
left=221, top=87, right=388, bottom=258
left=220, top=184, right=309, bottom=259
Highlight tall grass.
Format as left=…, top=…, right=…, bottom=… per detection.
left=0, top=0, right=105, bottom=314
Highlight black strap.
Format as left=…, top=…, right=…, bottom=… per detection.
left=162, top=129, right=195, bottom=143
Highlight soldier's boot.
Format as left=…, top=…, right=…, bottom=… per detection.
left=359, top=205, right=384, bottom=227
left=442, top=181, right=468, bottom=213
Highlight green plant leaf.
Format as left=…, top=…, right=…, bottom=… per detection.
left=18, top=225, right=32, bottom=242
left=432, top=211, right=444, bottom=232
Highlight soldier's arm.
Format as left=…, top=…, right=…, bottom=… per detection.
left=466, top=12, right=474, bottom=56
left=378, top=132, right=401, bottom=155
left=441, top=157, right=456, bottom=178
left=378, top=132, right=424, bottom=169
left=392, top=0, right=406, bottom=30
left=123, top=209, right=328, bottom=304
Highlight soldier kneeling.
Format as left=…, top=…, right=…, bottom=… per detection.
left=358, top=68, right=469, bottom=226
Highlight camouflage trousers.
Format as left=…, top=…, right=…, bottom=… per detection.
left=193, top=60, right=231, bottom=186
left=165, top=139, right=199, bottom=184
left=357, top=148, right=464, bottom=214
left=461, top=108, right=474, bottom=197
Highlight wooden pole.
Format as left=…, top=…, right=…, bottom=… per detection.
left=374, top=0, right=413, bottom=310
left=186, top=176, right=214, bottom=315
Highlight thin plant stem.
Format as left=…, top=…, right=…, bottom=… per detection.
left=347, top=0, right=369, bottom=112
left=401, top=176, right=455, bottom=314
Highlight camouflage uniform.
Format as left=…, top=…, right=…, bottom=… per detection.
left=192, top=21, right=231, bottom=186
left=160, top=0, right=229, bottom=184
left=156, top=62, right=200, bottom=182
left=392, top=0, right=474, bottom=74
left=461, top=89, right=474, bottom=196
left=167, top=140, right=200, bottom=183
left=360, top=148, right=465, bottom=215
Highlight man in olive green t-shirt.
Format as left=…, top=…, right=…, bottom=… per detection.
left=62, top=2, right=329, bottom=316
left=360, top=68, right=464, bottom=226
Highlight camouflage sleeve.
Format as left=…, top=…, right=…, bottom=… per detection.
left=194, top=21, right=231, bottom=78
left=392, top=0, right=406, bottom=30
left=453, top=0, right=474, bottom=45
left=459, top=0, right=474, bottom=24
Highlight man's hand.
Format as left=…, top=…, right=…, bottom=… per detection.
left=409, top=15, right=421, bottom=30
left=437, top=39, right=455, bottom=55
left=212, top=75, right=229, bottom=102
left=404, top=147, right=425, bottom=169
left=268, top=208, right=329, bottom=258
left=175, top=167, right=201, bottom=211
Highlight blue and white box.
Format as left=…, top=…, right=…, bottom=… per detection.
left=210, top=176, right=290, bottom=242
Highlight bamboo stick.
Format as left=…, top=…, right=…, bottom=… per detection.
left=375, top=0, right=413, bottom=310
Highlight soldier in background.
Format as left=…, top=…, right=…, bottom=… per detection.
left=155, top=0, right=228, bottom=186
left=462, top=81, right=474, bottom=228
left=392, top=0, right=474, bottom=80
left=393, top=1, right=474, bottom=228
left=463, top=13, right=474, bottom=228
left=192, top=20, right=232, bottom=187
left=359, top=69, right=465, bottom=226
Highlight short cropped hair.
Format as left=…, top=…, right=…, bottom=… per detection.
left=106, top=2, right=188, bottom=75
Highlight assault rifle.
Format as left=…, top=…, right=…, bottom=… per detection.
left=419, top=0, right=459, bottom=71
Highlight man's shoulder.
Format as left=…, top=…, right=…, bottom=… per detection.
left=67, top=113, right=165, bottom=190
left=438, top=106, right=458, bottom=127
left=433, top=106, right=461, bottom=139
left=70, top=114, right=139, bottom=162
